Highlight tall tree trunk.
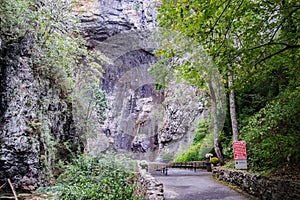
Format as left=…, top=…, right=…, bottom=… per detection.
left=208, top=80, right=224, bottom=165
left=228, top=69, right=239, bottom=141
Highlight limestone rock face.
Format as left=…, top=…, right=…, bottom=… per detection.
left=157, top=81, right=209, bottom=156
left=79, top=0, right=210, bottom=160
left=76, top=0, right=158, bottom=45
left=0, top=39, right=80, bottom=190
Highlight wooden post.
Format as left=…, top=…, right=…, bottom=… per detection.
left=7, top=179, right=18, bottom=200
left=206, top=158, right=212, bottom=172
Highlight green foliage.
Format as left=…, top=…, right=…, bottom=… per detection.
left=158, top=0, right=300, bottom=173
left=0, top=0, right=33, bottom=39
left=89, top=84, right=108, bottom=123
left=0, top=1, right=111, bottom=186
left=71, top=49, right=107, bottom=140
left=71, top=81, right=107, bottom=141
left=39, top=121, right=57, bottom=180
left=219, top=131, right=233, bottom=159
left=222, top=160, right=235, bottom=170
left=175, top=121, right=214, bottom=162
left=193, top=121, right=210, bottom=144
left=157, top=0, right=300, bottom=84
left=0, top=0, right=108, bottom=145
left=148, top=58, right=174, bottom=91
left=240, top=88, right=300, bottom=172
left=0, top=0, right=87, bottom=93
left=52, top=154, right=144, bottom=200
left=174, top=143, right=202, bottom=162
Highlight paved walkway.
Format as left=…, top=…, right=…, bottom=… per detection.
left=152, top=168, right=251, bottom=200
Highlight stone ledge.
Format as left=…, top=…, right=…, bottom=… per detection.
left=213, top=167, right=300, bottom=200
left=137, top=161, right=164, bottom=200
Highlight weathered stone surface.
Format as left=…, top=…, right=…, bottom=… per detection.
left=76, top=0, right=159, bottom=45
left=0, top=2, right=211, bottom=190
left=0, top=38, right=80, bottom=190
left=213, top=168, right=300, bottom=200
left=79, top=0, right=210, bottom=160
left=101, top=54, right=163, bottom=160
left=0, top=0, right=211, bottom=191
left=157, top=81, right=209, bottom=157
left=137, top=161, right=164, bottom=200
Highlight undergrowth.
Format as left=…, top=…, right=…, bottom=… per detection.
left=36, top=154, right=145, bottom=200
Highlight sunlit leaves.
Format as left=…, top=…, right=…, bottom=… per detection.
left=158, top=0, right=300, bottom=171
left=0, top=0, right=35, bottom=39
left=158, top=0, right=300, bottom=90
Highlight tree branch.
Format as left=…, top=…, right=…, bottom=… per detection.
left=0, top=182, right=7, bottom=191
left=212, top=0, right=231, bottom=31
left=216, top=0, right=245, bottom=53
left=8, top=179, right=18, bottom=200
left=205, top=0, right=231, bottom=40
left=210, top=0, right=244, bottom=66
left=255, top=45, right=300, bottom=65
left=270, top=7, right=300, bottom=41
left=249, top=42, right=293, bottom=50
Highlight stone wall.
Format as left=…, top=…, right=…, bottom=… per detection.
left=137, top=161, right=164, bottom=200
left=213, top=168, right=300, bottom=200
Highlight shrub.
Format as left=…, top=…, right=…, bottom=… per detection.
left=174, top=121, right=213, bottom=162
left=193, top=121, right=210, bottom=144
left=240, top=88, right=300, bottom=172
left=210, top=157, right=219, bottom=165
left=52, top=154, right=145, bottom=200
left=174, top=143, right=202, bottom=162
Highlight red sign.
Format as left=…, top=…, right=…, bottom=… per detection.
left=233, top=141, right=247, bottom=160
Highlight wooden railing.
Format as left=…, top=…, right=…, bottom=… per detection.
left=148, top=161, right=211, bottom=176
left=148, top=162, right=168, bottom=175
left=168, top=161, right=208, bottom=172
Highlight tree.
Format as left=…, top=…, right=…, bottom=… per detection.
left=228, top=68, right=239, bottom=142
left=149, top=30, right=226, bottom=165
left=158, top=0, right=299, bottom=77
left=156, top=0, right=300, bottom=167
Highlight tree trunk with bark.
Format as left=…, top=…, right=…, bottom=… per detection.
left=228, top=70, right=239, bottom=142
left=208, top=80, right=224, bottom=165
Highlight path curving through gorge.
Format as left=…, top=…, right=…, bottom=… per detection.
left=152, top=168, right=252, bottom=200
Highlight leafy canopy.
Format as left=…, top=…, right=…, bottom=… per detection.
left=157, top=0, right=300, bottom=89
left=157, top=0, right=300, bottom=172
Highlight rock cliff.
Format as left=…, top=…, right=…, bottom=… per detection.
left=78, top=0, right=210, bottom=160
left=0, top=39, right=80, bottom=190
left=0, top=0, right=210, bottom=190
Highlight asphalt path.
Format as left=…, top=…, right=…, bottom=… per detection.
left=152, top=168, right=250, bottom=200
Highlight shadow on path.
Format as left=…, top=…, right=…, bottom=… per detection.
left=152, top=168, right=250, bottom=200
